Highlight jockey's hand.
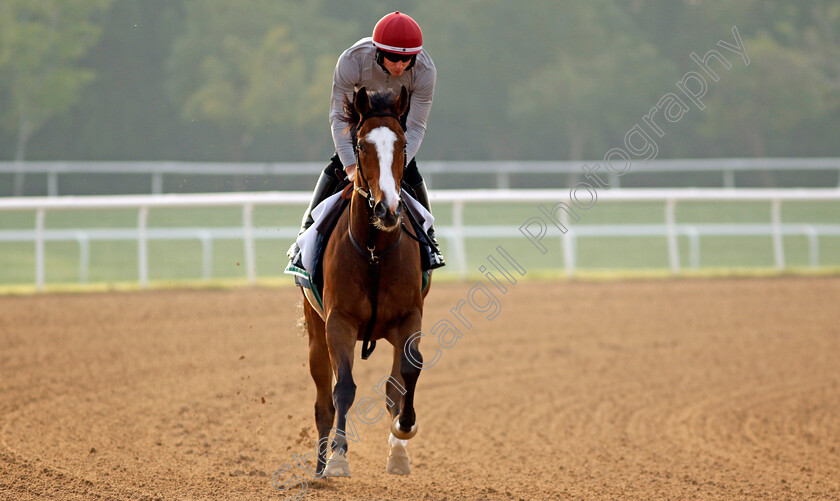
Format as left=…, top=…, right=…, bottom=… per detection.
left=345, top=163, right=357, bottom=182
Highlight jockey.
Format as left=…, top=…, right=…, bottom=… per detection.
left=288, top=11, right=445, bottom=270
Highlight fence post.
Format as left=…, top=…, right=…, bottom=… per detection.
left=243, top=204, right=257, bottom=285
left=13, top=161, right=25, bottom=196
left=138, top=206, right=149, bottom=288
left=771, top=199, right=785, bottom=271
left=48, top=171, right=59, bottom=197
left=802, top=224, right=819, bottom=268
left=199, top=231, right=213, bottom=280
left=75, top=232, right=90, bottom=283
left=560, top=208, right=575, bottom=277
left=452, top=200, right=467, bottom=280
left=665, top=199, right=680, bottom=273
left=35, top=209, right=46, bottom=291
left=685, top=226, right=700, bottom=269
left=723, top=170, right=735, bottom=189
left=152, top=172, right=164, bottom=195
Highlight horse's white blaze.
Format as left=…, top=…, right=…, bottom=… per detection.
left=366, top=126, right=400, bottom=212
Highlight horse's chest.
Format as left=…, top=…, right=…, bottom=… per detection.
left=326, top=274, right=418, bottom=322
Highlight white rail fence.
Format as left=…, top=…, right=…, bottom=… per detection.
left=2, top=158, right=840, bottom=195
left=1, top=189, right=839, bottom=290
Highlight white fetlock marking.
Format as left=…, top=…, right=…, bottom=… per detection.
left=389, top=433, right=408, bottom=449
left=323, top=450, right=351, bottom=477
left=386, top=432, right=411, bottom=475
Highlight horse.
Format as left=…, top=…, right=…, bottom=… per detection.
left=301, top=85, right=431, bottom=477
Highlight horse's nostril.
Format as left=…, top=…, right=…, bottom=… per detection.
left=374, top=201, right=387, bottom=219
left=394, top=204, right=403, bottom=216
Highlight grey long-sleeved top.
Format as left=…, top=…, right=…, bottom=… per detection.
left=329, top=37, right=436, bottom=169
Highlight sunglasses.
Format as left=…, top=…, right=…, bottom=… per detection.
left=382, top=51, right=414, bottom=63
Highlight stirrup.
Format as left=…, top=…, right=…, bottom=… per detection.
left=425, top=230, right=445, bottom=269
left=428, top=239, right=446, bottom=269
left=286, top=241, right=298, bottom=260
left=287, top=249, right=304, bottom=270
left=429, top=251, right=446, bottom=269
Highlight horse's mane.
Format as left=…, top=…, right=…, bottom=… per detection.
left=338, top=90, right=399, bottom=143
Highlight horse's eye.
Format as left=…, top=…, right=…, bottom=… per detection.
left=358, top=144, right=366, bottom=154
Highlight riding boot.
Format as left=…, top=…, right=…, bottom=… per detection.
left=286, top=170, right=340, bottom=266
left=410, top=180, right=446, bottom=269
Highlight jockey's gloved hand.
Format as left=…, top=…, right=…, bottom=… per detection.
left=344, top=164, right=357, bottom=182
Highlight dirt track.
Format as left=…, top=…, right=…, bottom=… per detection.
left=1, top=277, right=839, bottom=500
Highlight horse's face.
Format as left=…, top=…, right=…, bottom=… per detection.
left=354, top=86, right=409, bottom=231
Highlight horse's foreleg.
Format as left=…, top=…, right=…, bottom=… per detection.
left=309, top=338, right=334, bottom=476
left=392, top=338, right=421, bottom=439
left=395, top=310, right=423, bottom=439
left=304, top=302, right=333, bottom=476
left=386, top=312, right=423, bottom=475
left=386, top=346, right=405, bottom=419
left=323, top=313, right=357, bottom=477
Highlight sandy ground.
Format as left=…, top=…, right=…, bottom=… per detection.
left=1, top=277, right=839, bottom=500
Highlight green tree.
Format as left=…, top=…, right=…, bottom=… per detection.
left=698, top=34, right=832, bottom=160
left=799, top=2, right=840, bottom=97
left=37, top=0, right=192, bottom=162
left=512, top=33, right=675, bottom=160
left=499, top=1, right=676, bottom=160
left=0, top=0, right=111, bottom=192
left=167, top=0, right=351, bottom=160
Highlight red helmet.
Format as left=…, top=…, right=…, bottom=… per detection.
left=372, top=11, right=423, bottom=55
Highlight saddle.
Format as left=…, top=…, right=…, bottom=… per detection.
left=284, top=182, right=434, bottom=319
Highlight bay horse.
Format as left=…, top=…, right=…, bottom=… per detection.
left=301, top=85, right=430, bottom=477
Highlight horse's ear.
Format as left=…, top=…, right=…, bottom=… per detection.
left=393, top=86, right=409, bottom=116
left=354, top=86, right=370, bottom=116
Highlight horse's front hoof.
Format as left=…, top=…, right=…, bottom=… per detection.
left=323, top=450, right=351, bottom=477
left=386, top=452, right=411, bottom=475
left=390, top=415, right=418, bottom=440
left=387, top=433, right=411, bottom=474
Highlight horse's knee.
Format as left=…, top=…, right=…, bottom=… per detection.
left=332, top=370, right=356, bottom=411
left=400, top=346, right=422, bottom=382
